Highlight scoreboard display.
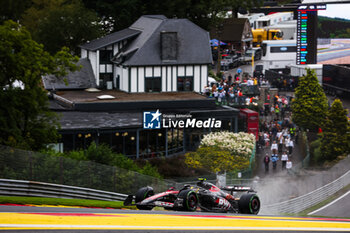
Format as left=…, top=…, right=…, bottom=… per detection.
left=296, top=4, right=326, bottom=64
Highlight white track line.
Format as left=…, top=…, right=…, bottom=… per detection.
left=308, top=190, right=350, bottom=215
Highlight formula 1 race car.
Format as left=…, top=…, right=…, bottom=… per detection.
left=123, top=178, right=260, bottom=214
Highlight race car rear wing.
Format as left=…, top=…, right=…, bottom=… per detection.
left=222, top=185, right=255, bottom=193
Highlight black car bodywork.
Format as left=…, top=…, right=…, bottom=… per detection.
left=124, top=179, right=260, bottom=214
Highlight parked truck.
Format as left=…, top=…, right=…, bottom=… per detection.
left=252, top=28, right=283, bottom=46
left=322, top=64, right=350, bottom=96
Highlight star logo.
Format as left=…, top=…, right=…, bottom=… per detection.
left=143, top=110, right=162, bottom=129
left=150, top=109, right=162, bottom=123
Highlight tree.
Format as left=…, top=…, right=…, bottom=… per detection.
left=82, top=0, right=261, bottom=32
left=22, top=0, right=105, bottom=54
left=320, top=99, right=350, bottom=161
left=291, top=69, right=328, bottom=132
left=0, top=20, right=79, bottom=150
left=0, top=0, right=32, bottom=23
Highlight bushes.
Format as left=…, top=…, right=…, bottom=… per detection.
left=310, top=138, right=322, bottom=166
left=144, top=155, right=208, bottom=179
left=184, top=132, right=255, bottom=173
left=320, top=99, right=350, bottom=161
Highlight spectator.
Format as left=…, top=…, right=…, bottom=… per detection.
left=281, top=151, right=288, bottom=170
left=276, top=130, right=283, bottom=153
left=271, top=153, right=279, bottom=171
left=264, top=131, right=270, bottom=147
left=287, top=137, right=294, bottom=155
left=271, top=140, right=278, bottom=154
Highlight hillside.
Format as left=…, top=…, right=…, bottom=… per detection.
left=318, top=16, right=350, bottom=38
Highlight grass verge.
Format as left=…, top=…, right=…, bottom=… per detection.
left=298, top=183, right=350, bottom=217
left=0, top=196, right=136, bottom=210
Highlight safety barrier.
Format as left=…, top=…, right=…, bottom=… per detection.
left=263, top=169, right=350, bottom=214
left=0, top=178, right=128, bottom=201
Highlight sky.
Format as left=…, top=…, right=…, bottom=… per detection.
left=318, top=4, right=350, bottom=20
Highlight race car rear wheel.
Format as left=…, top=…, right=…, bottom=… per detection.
left=238, top=193, right=260, bottom=214
left=177, top=189, right=198, bottom=211
left=135, top=186, right=154, bottom=210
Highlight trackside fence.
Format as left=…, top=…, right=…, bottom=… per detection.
left=0, top=146, right=178, bottom=195
left=0, top=179, right=128, bottom=201
left=263, top=169, right=350, bottom=214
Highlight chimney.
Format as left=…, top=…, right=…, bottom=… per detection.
left=160, top=31, right=177, bottom=61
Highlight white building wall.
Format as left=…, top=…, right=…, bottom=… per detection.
left=186, top=66, right=193, bottom=76
left=115, top=66, right=123, bottom=90
left=167, top=66, right=172, bottom=92
left=145, top=67, right=152, bottom=77
left=172, top=66, right=177, bottom=91
left=116, top=66, right=129, bottom=92
left=162, top=66, right=167, bottom=92
left=154, top=67, right=161, bottom=77
left=194, top=66, right=200, bottom=93
left=81, top=49, right=87, bottom=58
left=113, top=43, right=118, bottom=55
left=201, top=65, right=208, bottom=93
left=178, top=66, right=185, bottom=76
left=130, top=67, right=137, bottom=93
left=122, top=68, right=129, bottom=92
left=88, top=51, right=98, bottom=86
left=138, top=67, right=145, bottom=92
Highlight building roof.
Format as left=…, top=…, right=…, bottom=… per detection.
left=79, top=28, right=141, bottom=51
left=59, top=111, right=142, bottom=131
left=80, top=15, right=212, bottom=66
left=42, top=58, right=96, bottom=90
left=120, top=16, right=212, bottom=66
left=210, top=18, right=251, bottom=42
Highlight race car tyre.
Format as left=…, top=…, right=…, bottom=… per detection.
left=135, top=186, right=154, bottom=210
left=177, top=189, right=198, bottom=212
left=238, top=193, right=260, bottom=214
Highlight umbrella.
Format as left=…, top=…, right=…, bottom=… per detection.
left=210, top=39, right=227, bottom=47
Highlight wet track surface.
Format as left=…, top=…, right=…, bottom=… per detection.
left=318, top=40, right=350, bottom=62
left=0, top=205, right=350, bottom=232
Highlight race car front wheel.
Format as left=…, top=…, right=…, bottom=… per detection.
left=135, top=186, right=154, bottom=210
left=238, top=193, right=260, bottom=214
left=177, top=189, right=198, bottom=211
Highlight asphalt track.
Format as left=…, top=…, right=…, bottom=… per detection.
left=0, top=205, right=350, bottom=232
left=309, top=191, right=350, bottom=218
left=317, top=42, right=350, bottom=62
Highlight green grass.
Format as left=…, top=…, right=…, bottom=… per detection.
left=299, top=183, right=350, bottom=217
left=0, top=196, right=136, bottom=209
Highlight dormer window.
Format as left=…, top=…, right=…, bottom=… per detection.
left=100, top=50, right=113, bottom=64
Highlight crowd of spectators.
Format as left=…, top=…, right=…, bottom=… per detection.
left=202, top=73, right=270, bottom=106
left=259, top=94, right=298, bottom=174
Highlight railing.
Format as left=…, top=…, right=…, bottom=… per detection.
left=0, top=179, right=128, bottom=201
left=0, top=146, right=178, bottom=194
left=262, top=169, right=350, bottom=214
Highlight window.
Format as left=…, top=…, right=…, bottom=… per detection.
left=177, top=77, right=193, bottom=91
left=99, top=73, right=113, bottom=89
left=270, top=46, right=296, bottom=53
left=145, top=77, right=161, bottom=92
left=100, top=50, right=113, bottom=64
